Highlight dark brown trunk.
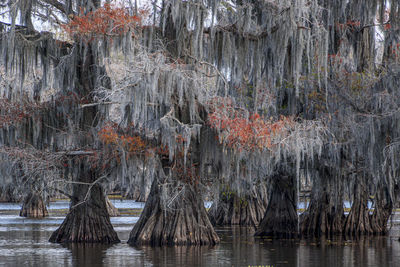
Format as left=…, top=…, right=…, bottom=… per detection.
left=128, top=179, right=220, bottom=246
left=300, top=191, right=345, bottom=237
left=344, top=177, right=373, bottom=236
left=49, top=161, right=120, bottom=243
left=208, top=184, right=267, bottom=227
left=20, top=191, right=48, bottom=218
left=370, top=186, right=393, bottom=234
left=300, top=171, right=345, bottom=237
left=255, top=174, right=298, bottom=238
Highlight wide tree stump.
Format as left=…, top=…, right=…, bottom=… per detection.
left=300, top=171, right=345, bottom=237
left=128, top=180, right=220, bottom=246
left=344, top=178, right=373, bottom=236
left=208, top=184, right=267, bottom=227
left=255, top=175, right=298, bottom=238
left=370, top=186, right=393, bottom=234
left=49, top=163, right=120, bottom=244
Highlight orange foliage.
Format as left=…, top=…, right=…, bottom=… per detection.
left=208, top=97, right=293, bottom=151
left=335, top=20, right=361, bottom=31
left=98, top=124, right=146, bottom=154
left=0, top=99, right=43, bottom=128
left=62, top=3, right=144, bottom=40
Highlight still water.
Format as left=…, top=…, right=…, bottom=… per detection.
left=0, top=201, right=400, bottom=267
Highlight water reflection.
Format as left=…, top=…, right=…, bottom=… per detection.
left=137, top=244, right=217, bottom=266
left=0, top=200, right=400, bottom=266
left=293, top=235, right=400, bottom=267
left=64, top=243, right=113, bottom=267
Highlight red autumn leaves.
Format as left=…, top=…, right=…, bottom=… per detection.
left=62, top=3, right=144, bottom=40
left=208, top=97, right=294, bottom=151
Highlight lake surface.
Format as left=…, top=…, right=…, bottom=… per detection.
left=1, top=201, right=400, bottom=267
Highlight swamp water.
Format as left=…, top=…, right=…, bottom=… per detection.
left=0, top=200, right=400, bottom=267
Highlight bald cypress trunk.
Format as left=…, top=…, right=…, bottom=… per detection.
left=208, top=184, right=267, bottom=227
left=105, top=196, right=120, bottom=217
left=255, top=174, right=298, bottom=238
left=20, top=191, right=48, bottom=218
left=300, top=169, right=345, bottom=237
left=49, top=160, right=119, bottom=243
left=300, top=189, right=345, bottom=237
left=370, top=186, right=393, bottom=234
left=128, top=179, right=219, bottom=246
left=344, top=177, right=373, bottom=236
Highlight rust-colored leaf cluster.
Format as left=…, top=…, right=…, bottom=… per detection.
left=98, top=123, right=146, bottom=154
left=208, top=97, right=294, bottom=151
left=0, top=99, right=43, bottom=128
left=335, top=20, right=361, bottom=31
left=62, top=3, right=144, bottom=40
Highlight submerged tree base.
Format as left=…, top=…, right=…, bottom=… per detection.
left=208, top=184, right=267, bottom=227
left=370, top=187, right=393, bottom=235
left=255, top=174, right=298, bottom=238
left=300, top=170, right=345, bottom=237
left=128, top=180, right=220, bottom=246
left=49, top=167, right=120, bottom=243
left=20, top=192, right=48, bottom=218
left=300, top=194, right=345, bottom=237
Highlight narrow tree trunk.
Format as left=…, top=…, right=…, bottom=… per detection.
left=49, top=163, right=120, bottom=243
left=208, top=184, right=267, bottom=227
left=20, top=191, right=48, bottom=218
left=255, top=174, right=298, bottom=238
left=344, top=178, right=373, bottom=236
left=128, top=179, right=220, bottom=246
left=105, top=196, right=120, bottom=217
left=135, top=180, right=151, bottom=202
left=129, top=183, right=150, bottom=202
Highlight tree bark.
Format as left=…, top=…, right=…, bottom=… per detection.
left=19, top=191, right=48, bottom=218
left=344, top=177, right=373, bottom=236
left=105, top=196, right=120, bottom=217
left=300, top=170, right=345, bottom=237
left=255, top=174, right=298, bottom=238
left=208, top=183, right=267, bottom=227
left=370, top=185, right=393, bottom=234
left=49, top=161, right=120, bottom=243
left=300, top=191, right=345, bottom=237
left=128, top=179, right=220, bottom=246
